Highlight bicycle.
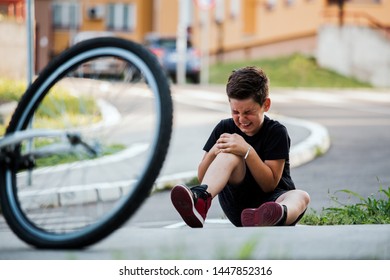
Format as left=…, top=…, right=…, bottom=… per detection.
left=0, top=37, right=173, bottom=249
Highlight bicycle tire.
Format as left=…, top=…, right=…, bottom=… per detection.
left=0, top=37, right=173, bottom=248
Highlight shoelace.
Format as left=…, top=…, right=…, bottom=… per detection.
left=191, top=185, right=210, bottom=200
left=191, top=185, right=211, bottom=215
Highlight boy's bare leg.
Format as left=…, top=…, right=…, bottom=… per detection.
left=171, top=153, right=245, bottom=228
left=200, top=153, right=246, bottom=198
left=202, top=153, right=310, bottom=225
left=275, top=190, right=310, bottom=225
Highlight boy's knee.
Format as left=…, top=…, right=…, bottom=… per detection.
left=303, top=191, right=310, bottom=204
left=298, top=190, right=310, bottom=208
left=286, top=189, right=310, bottom=208
left=216, top=152, right=243, bottom=165
left=216, top=153, right=245, bottom=185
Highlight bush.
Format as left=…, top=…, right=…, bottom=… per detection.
left=0, top=78, right=26, bottom=103
left=0, top=78, right=101, bottom=135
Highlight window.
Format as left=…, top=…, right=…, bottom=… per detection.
left=265, top=0, right=277, bottom=10
left=327, top=0, right=381, bottom=5
left=215, top=0, right=225, bottom=23
left=230, top=0, right=241, bottom=19
left=52, top=1, right=80, bottom=29
left=285, top=0, right=295, bottom=6
left=107, top=3, right=136, bottom=31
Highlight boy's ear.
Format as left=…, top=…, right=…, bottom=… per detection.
left=263, top=98, right=271, bottom=111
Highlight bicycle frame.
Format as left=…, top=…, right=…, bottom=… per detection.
left=0, top=129, right=97, bottom=162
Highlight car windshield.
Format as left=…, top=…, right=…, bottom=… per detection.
left=152, top=38, right=192, bottom=49
left=158, top=39, right=176, bottom=49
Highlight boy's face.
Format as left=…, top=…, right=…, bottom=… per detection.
left=229, top=97, right=270, bottom=136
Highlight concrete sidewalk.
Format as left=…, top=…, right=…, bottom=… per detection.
left=0, top=223, right=388, bottom=259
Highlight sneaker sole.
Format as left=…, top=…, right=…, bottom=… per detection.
left=241, top=202, right=283, bottom=227
left=171, top=184, right=204, bottom=228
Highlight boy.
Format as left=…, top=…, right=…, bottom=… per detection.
left=171, top=66, right=310, bottom=227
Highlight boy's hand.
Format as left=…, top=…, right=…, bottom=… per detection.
left=216, top=133, right=249, bottom=157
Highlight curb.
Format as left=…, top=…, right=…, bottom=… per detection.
left=279, top=115, right=331, bottom=168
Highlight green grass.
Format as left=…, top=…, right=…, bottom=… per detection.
left=0, top=78, right=26, bottom=102
left=301, top=186, right=390, bottom=225
left=0, top=78, right=124, bottom=168
left=35, top=143, right=126, bottom=167
left=0, top=78, right=100, bottom=128
left=210, top=53, right=372, bottom=88
left=0, top=78, right=101, bottom=135
left=174, top=177, right=389, bottom=225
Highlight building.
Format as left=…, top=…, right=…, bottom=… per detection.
left=1, top=0, right=389, bottom=79
left=0, top=0, right=25, bottom=21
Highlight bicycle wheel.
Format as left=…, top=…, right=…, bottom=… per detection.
left=0, top=37, right=173, bottom=248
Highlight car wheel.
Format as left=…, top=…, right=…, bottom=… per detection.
left=189, top=73, right=200, bottom=84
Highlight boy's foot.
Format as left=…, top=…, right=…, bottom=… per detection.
left=171, top=184, right=212, bottom=228
left=241, top=202, right=285, bottom=227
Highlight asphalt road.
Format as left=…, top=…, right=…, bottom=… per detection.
left=270, top=88, right=390, bottom=211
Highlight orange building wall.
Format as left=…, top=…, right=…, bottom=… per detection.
left=323, top=0, right=390, bottom=27
left=189, top=0, right=323, bottom=54
left=152, top=0, right=179, bottom=36
left=38, top=0, right=390, bottom=63
left=51, top=0, right=153, bottom=55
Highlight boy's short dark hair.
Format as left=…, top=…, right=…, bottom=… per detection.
left=226, top=66, right=269, bottom=106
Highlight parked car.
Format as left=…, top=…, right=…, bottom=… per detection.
left=71, top=31, right=141, bottom=81
left=144, top=35, right=201, bottom=84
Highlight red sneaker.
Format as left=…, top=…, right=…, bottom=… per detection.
left=171, top=184, right=212, bottom=228
left=241, top=202, right=285, bottom=227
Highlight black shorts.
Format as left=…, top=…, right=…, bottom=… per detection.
left=218, top=184, right=291, bottom=227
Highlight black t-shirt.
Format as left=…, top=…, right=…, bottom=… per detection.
left=203, top=115, right=295, bottom=193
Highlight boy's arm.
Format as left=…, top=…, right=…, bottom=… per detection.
left=214, top=132, right=285, bottom=192
left=245, top=148, right=285, bottom=193
left=197, top=144, right=219, bottom=183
